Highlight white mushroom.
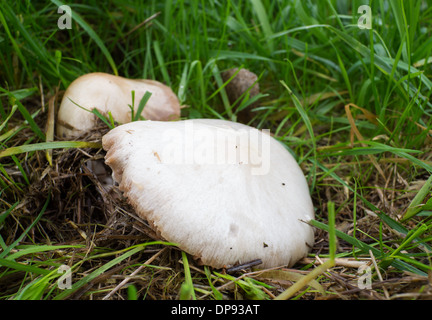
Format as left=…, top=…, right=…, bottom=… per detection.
left=102, top=119, right=315, bottom=269
left=57, top=72, right=181, bottom=138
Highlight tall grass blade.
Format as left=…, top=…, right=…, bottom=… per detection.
left=179, top=251, right=196, bottom=300
left=280, top=80, right=317, bottom=190
left=250, top=0, right=274, bottom=52
left=0, top=88, right=46, bottom=140
left=153, top=40, right=171, bottom=86
left=53, top=243, right=162, bottom=300
left=91, top=109, right=114, bottom=130
left=0, top=258, right=51, bottom=276
left=134, top=91, right=152, bottom=121
left=50, top=0, right=118, bottom=76
left=0, top=194, right=50, bottom=259
left=0, top=5, right=31, bottom=80
left=403, top=174, right=432, bottom=221
left=0, top=141, right=102, bottom=159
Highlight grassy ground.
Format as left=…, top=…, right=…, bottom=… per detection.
left=1, top=0, right=432, bottom=300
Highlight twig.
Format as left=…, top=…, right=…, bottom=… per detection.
left=102, top=247, right=167, bottom=300
left=275, top=259, right=334, bottom=300
left=124, top=12, right=161, bottom=37
left=369, top=250, right=390, bottom=300
left=227, top=259, right=263, bottom=273
left=300, top=257, right=369, bottom=269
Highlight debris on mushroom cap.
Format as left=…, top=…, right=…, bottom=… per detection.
left=102, top=119, right=315, bottom=269
left=57, top=72, right=181, bottom=139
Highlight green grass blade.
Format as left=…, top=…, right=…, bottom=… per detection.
left=177, top=63, right=189, bottom=104
left=250, top=0, right=273, bottom=52
left=403, top=174, right=432, bottom=221
left=53, top=245, right=145, bottom=300
left=0, top=201, right=20, bottom=251
left=179, top=251, right=196, bottom=300
left=208, top=60, right=233, bottom=120
left=327, top=201, right=336, bottom=261
left=134, top=91, right=152, bottom=121
left=91, top=109, right=114, bottom=129
left=0, top=141, right=102, bottom=159
left=50, top=241, right=176, bottom=300
left=280, top=80, right=317, bottom=191
left=389, top=0, right=409, bottom=62
left=6, top=245, right=84, bottom=261
left=310, top=219, right=382, bottom=258
left=0, top=201, right=19, bottom=225
left=0, top=258, right=51, bottom=276
left=0, top=104, right=18, bottom=133
left=0, top=87, right=46, bottom=140
left=204, top=266, right=223, bottom=300
left=292, top=0, right=326, bottom=42
left=0, top=5, right=31, bottom=80
left=15, top=101, right=45, bottom=141
left=12, top=155, right=30, bottom=185
left=50, top=0, right=118, bottom=76
left=127, top=284, right=138, bottom=300
left=388, top=224, right=430, bottom=259
left=153, top=40, right=171, bottom=86
left=0, top=194, right=50, bottom=259
left=313, top=159, right=432, bottom=256
left=309, top=219, right=428, bottom=276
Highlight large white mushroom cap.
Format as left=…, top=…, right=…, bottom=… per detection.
left=102, top=119, right=315, bottom=269
left=57, top=73, right=181, bottom=138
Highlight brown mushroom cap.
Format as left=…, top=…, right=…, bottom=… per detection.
left=222, top=68, right=260, bottom=104
left=57, top=72, right=181, bottom=138
left=102, top=119, right=315, bottom=269
left=221, top=68, right=260, bottom=122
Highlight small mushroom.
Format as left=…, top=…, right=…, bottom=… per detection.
left=102, top=119, right=314, bottom=269
left=222, top=68, right=260, bottom=104
left=221, top=68, right=260, bottom=122
left=57, top=72, right=181, bottom=138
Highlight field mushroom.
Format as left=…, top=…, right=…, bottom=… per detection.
left=222, top=68, right=260, bottom=105
left=102, top=119, right=315, bottom=269
left=221, top=68, right=260, bottom=122
left=57, top=72, right=181, bottom=138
